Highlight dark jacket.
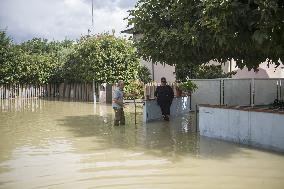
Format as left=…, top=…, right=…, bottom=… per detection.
left=154, top=85, right=174, bottom=105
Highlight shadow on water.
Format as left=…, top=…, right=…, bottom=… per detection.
left=57, top=109, right=243, bottom=161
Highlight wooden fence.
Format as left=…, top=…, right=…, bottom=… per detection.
left=0, top=83, right=98, bottom=101
left=0, top=98, right=46, bottom=112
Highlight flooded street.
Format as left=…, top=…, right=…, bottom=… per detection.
left=0, top=99, right=284, bottom=189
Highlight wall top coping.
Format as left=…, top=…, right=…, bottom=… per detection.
left=199, top=104, right=284, bottom=115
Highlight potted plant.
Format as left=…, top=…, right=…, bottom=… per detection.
left=178, top=80, right=198, bottom=96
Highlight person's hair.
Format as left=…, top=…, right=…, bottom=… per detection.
left=161, top=77, right=166, bottom=81
left=117, top=80, right=124, bottom=87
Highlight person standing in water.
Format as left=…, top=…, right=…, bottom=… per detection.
left=112, top=80, right=136, bottom=126
left=154, top=77, right=174, bottom=121
left=112, top=80, right=126, bottom=126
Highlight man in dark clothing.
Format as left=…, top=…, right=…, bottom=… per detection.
left=154, top=77, right=174, bottom=121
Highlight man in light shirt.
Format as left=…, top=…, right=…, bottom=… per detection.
left=112, top=80, right=126, bottom=126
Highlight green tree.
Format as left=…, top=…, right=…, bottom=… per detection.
left=20, top=38, right=52, bottom=54
left=1, top=31, right=139, bottom=85
left=64, top=34, right=140, bottom=84
left=137, top=65, right=152, bottom=84
left=199, top=0, right=284, bottom=69
left=195, top=65, right=236, bottom=79
left=176, top=64, right=236, bottom=81
left=20, top=53, right=60, bottom=84
left=0, top=30, right=26, bottom=84
left=0, top=30, right=13, bottom=84
left=124, top=79, right=145, bottom=99
left=127, top=0, right=204, bottom=67
left=0, top=32, right=71, bottom=85
left=127, top=0, right=283, bottom=70
left=20, top=38, right=74, bottom=84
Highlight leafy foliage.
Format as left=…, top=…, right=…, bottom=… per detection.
left=64, top=34, right=140, bottom=83
left=178, top=80, right=198, bottom=92
left=195, top=65, right=236, bottom=79
left=137, top=65, right=152, bottom=84
left=176, top=64, right=236, bottom=81
left=0, top=31, right=73, bottom=85
left=0, top=31, right=140, bottom=85
left=124, top=79, right=144, bottom=99
left=0, top=30, right=17, bottom=84
left=127, top=0, right=284, bottom=70
left=20, top=38, right=74, bottom=83
left=199, top=0, right=284, bottom=69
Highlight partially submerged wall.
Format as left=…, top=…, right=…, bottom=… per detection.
left=143, top=96, right=191, bottom=122
left=199, top=105, right=284, bottom=152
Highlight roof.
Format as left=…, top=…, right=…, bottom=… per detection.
left=121, top=28, right=138, bottom=34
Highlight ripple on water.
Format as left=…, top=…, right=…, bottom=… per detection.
left=0, top=99, right=284, bottom=189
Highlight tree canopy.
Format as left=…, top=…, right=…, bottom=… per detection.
left=0, top=32, right=72, bottom=85
left=63, top=34, right=140, bottom=84
left=127, top=0, right=284, bottom=70
left=137, top=65, right=152, bottom=84
left=0, top=31, right=143, bottom=85
left=176, top=64, right=236, bottom=81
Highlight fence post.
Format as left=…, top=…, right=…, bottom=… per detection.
left=82, top=83, right=84, bottom=101
left=63, top=83, right=66, bottom=98
left=68, top=84, right=70, bottom=98
left=144, top=84, right=147, bottom=100
left=27, top=85, right=29, bottom=99
left=68, top=84, right=71, bottom=98
left=280, top=79, right=282, bottom=100
left=276, top=80, right=279, bottom=100
left=76, top=83, right=78, bottom=100
left=30, top=85, right=34, bottom=98
left=22, top=84, right=24, bottom=98
left=93, top=81, right=96, bottom=102
left=17, top=84, right=19, bottom=98
left=53, top=84, right=56, bottom=97
left=250, top=78, right=255, bottom=107
left=5, top=85, right=8, bottom=99
left=219, top=79, right=222, bottom=105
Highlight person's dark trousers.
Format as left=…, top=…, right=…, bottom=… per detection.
left=159, top=102, right=171, bottom=120
left=114, top=108, right=125, bottom=126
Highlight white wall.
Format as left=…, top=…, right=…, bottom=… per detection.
left=143, top=96, right=191, bottom=122
left=223, top=79, right=251, bottom=106
left=140, top=59, right=176, bottom=83
left=254, top=79, right=279, bottom=105
left=209, top=59, right=283, bottom=78
left=281, top=79, right=284, bottom=101
left=133, top=33, right=176, bottom=83
left=199, top=106, right=284, bottom=152
left=230, top=60, right=283, bottom=78
left=191, top=79, right=221, bottom=110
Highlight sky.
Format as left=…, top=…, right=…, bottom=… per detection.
left=0, top=0, right=137, bottom=43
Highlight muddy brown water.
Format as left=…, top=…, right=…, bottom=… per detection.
left=0, top=99, right=284, bottom=189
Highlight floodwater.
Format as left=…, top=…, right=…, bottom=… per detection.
left=0, top=99, right=284, bottom=189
